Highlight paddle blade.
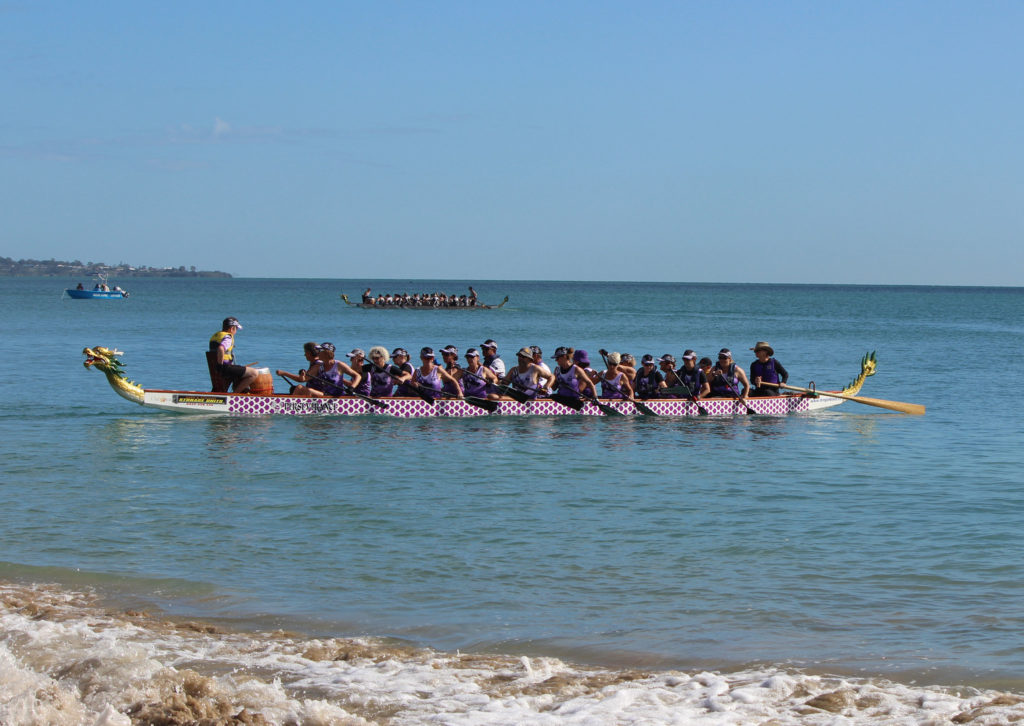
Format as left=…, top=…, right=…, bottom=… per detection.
left=633, top=401, right=658, bottom=416
left=550, top=394, right=585, bottom=411
left=466, top=396, right=499, bottom=413
left=849, top=395, right=925, bottom=415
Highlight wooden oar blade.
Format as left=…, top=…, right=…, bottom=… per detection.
left=848, top=395, right=925, bottom=415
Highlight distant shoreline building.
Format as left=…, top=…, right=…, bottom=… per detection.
left=0, top=257, right=232, bottom=278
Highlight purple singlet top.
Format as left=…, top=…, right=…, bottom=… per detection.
left=555, top=365, right=581, bottom=398
left=461, top=368, right=489, bottom=398
left=414, top=365, right=443, bottom=395
left=600, top=372, right=625, bottom=399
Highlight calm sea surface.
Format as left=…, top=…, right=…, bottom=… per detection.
left=2, top=278, right=1023, bottom=692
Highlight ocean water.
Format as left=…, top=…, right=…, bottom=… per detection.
left=2, top=277, right=1023, bottom=724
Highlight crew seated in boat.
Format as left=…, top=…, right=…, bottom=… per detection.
left=452, top=348, right=498, bottom=399
left=408, top=347, right=462, bottom=399
left=596, top=352, right=635, bottom=400
left=675, top=350, right=710, bottom=399
left=276, top=342, right=322, bottom=393
left=289, top=342, right=361, bottom=397
left=551, top=347, right=597, bottom=400
left=708, top=349, right=751, bottom=399
left=618, top=353, right=637, bottom=382
left=501, top=347, right=554, bottom=398
left=360, top=346, right=395, bottom=397
left=632, top=354, right=665, bottom=399
left=389, top=348, right=418, bottom=396
left=748, top=341, right=788, bottom=397
left=209, top=317, right=259, bottom=393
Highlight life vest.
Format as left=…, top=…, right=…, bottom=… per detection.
left=709, top=363, right=739, bottom=396
left=750, top=357, right=780, bottom=386
left=633, top=369, right=662, bottom=399
left=461, top=367, right=489, bottom=398
left=678, top=367, right=704, bottom=397
left=209, top=331, right=234, bottom=363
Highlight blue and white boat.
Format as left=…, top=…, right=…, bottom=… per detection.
left=65, top=275, right=129, bottom=299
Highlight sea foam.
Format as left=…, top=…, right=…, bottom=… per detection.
left=2, top=582, right=1022, bottom=725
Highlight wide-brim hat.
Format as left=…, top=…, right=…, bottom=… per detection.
left=750, top=341, right=774, bottom=356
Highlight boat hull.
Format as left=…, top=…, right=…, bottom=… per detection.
left=140, top=390, right=842, bottom=417
left=66, top=289, right=127, bottom=299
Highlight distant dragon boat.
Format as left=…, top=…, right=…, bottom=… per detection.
left=341, top=293, right=509, bottom=309
left=80, top=347, right=906, bottom=417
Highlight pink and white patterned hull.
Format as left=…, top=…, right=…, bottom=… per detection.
left=142, top=390, right=844, bottom=417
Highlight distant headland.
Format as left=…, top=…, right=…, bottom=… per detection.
left=0, top=256, right=232, bottom=278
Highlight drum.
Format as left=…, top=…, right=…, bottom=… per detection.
left=248, top=367, right=274, bottom=396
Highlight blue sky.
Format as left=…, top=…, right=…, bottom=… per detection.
left=2, top=1, right=1021, bottom=284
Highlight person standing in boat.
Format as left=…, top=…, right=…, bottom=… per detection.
left=551, top=347, right=597, bottom=400
left=455, top=348, right=500, bottom=399
left=481, top=340, right=506, bottom=378
left=749, top=341, right=788, bottom=397
left=361, top=288, right=373, bottom=304
left=468, top=286, right=478, bottom=307
left=708, top=348, right=751, bottom=399
left=501, top=347, right=555, bottom=399
left=677, top=350, right=710, bottom=400
left=209, top=317, right=258, bottom=393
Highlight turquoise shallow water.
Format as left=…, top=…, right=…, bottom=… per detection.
left=2, top=278, right=1023, bottom=688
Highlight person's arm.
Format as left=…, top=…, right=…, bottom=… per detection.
left=775, top=360, right=789, bottom=384
left=698, top=371, right=711, bottom=399
left=735, top=367, right=751, bottom=397
left=437, top=367, right=463, bottom=396
left=537, top=366, right=556, bottom=391
left=340, top=361, right=362, bottom=389
left=619, top=375, right=634, bottom=399
left=575, top=365, right=597, bottom=397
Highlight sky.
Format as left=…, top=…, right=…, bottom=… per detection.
left=2, top=1, right=1022, bottom=284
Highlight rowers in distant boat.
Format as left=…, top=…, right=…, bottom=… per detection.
left=342, top=286, right=508, bottom=309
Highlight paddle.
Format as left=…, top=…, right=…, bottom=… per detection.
left=759, top=382, right=925, bottom=415
left=549, top=393, right=586, bottom=411
left=597, top=349, right=656, bottom=416
left=432, top=388, right=499, bottom=413
left=577, top=388, right=625, bottom=417
left=491, top=381, right=533, bottom=404
left=283, top=371, right=390, bottom=410
left=714, top=369, right=756, bottom=415
left=379, top=364, right=436, bottom=404
left=661, top=376, right=709, bottom=416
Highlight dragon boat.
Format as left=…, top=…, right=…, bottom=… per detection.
left=82, top=347, right=887, bottom=418
left=341, top=293, right=509, bottom=309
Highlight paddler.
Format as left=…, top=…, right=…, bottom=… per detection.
left=389, top=348, right=417, bottom=396
left=748, top=341, right=789, bottom=397
left=708, top=348, right=751, bottom=399
left=596, top=352, right=634, bottom=400
left=455, top=348, right=500, bottom=399
left=411, top=347, right=462, bottom=400
left=276, top=341, right=322, bottom=394
left=551, top=347, right=597, bottom=400
left=208, top=317, right=258, bottom=393
left=632, top=354, right=665, bottom=399
left=657, top=354, right=684, bottom=396
left=500, top=347, right=555, bottom=399
left=676, top=349, right=710, bottom=400
left=480, top=339, right=506, bottom=377
left=440, top=345, right=462, bottom=396
left=291, top=342, right=361, bottom=397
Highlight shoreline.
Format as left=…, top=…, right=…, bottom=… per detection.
left=3, top=579, right=1023, bottom=725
